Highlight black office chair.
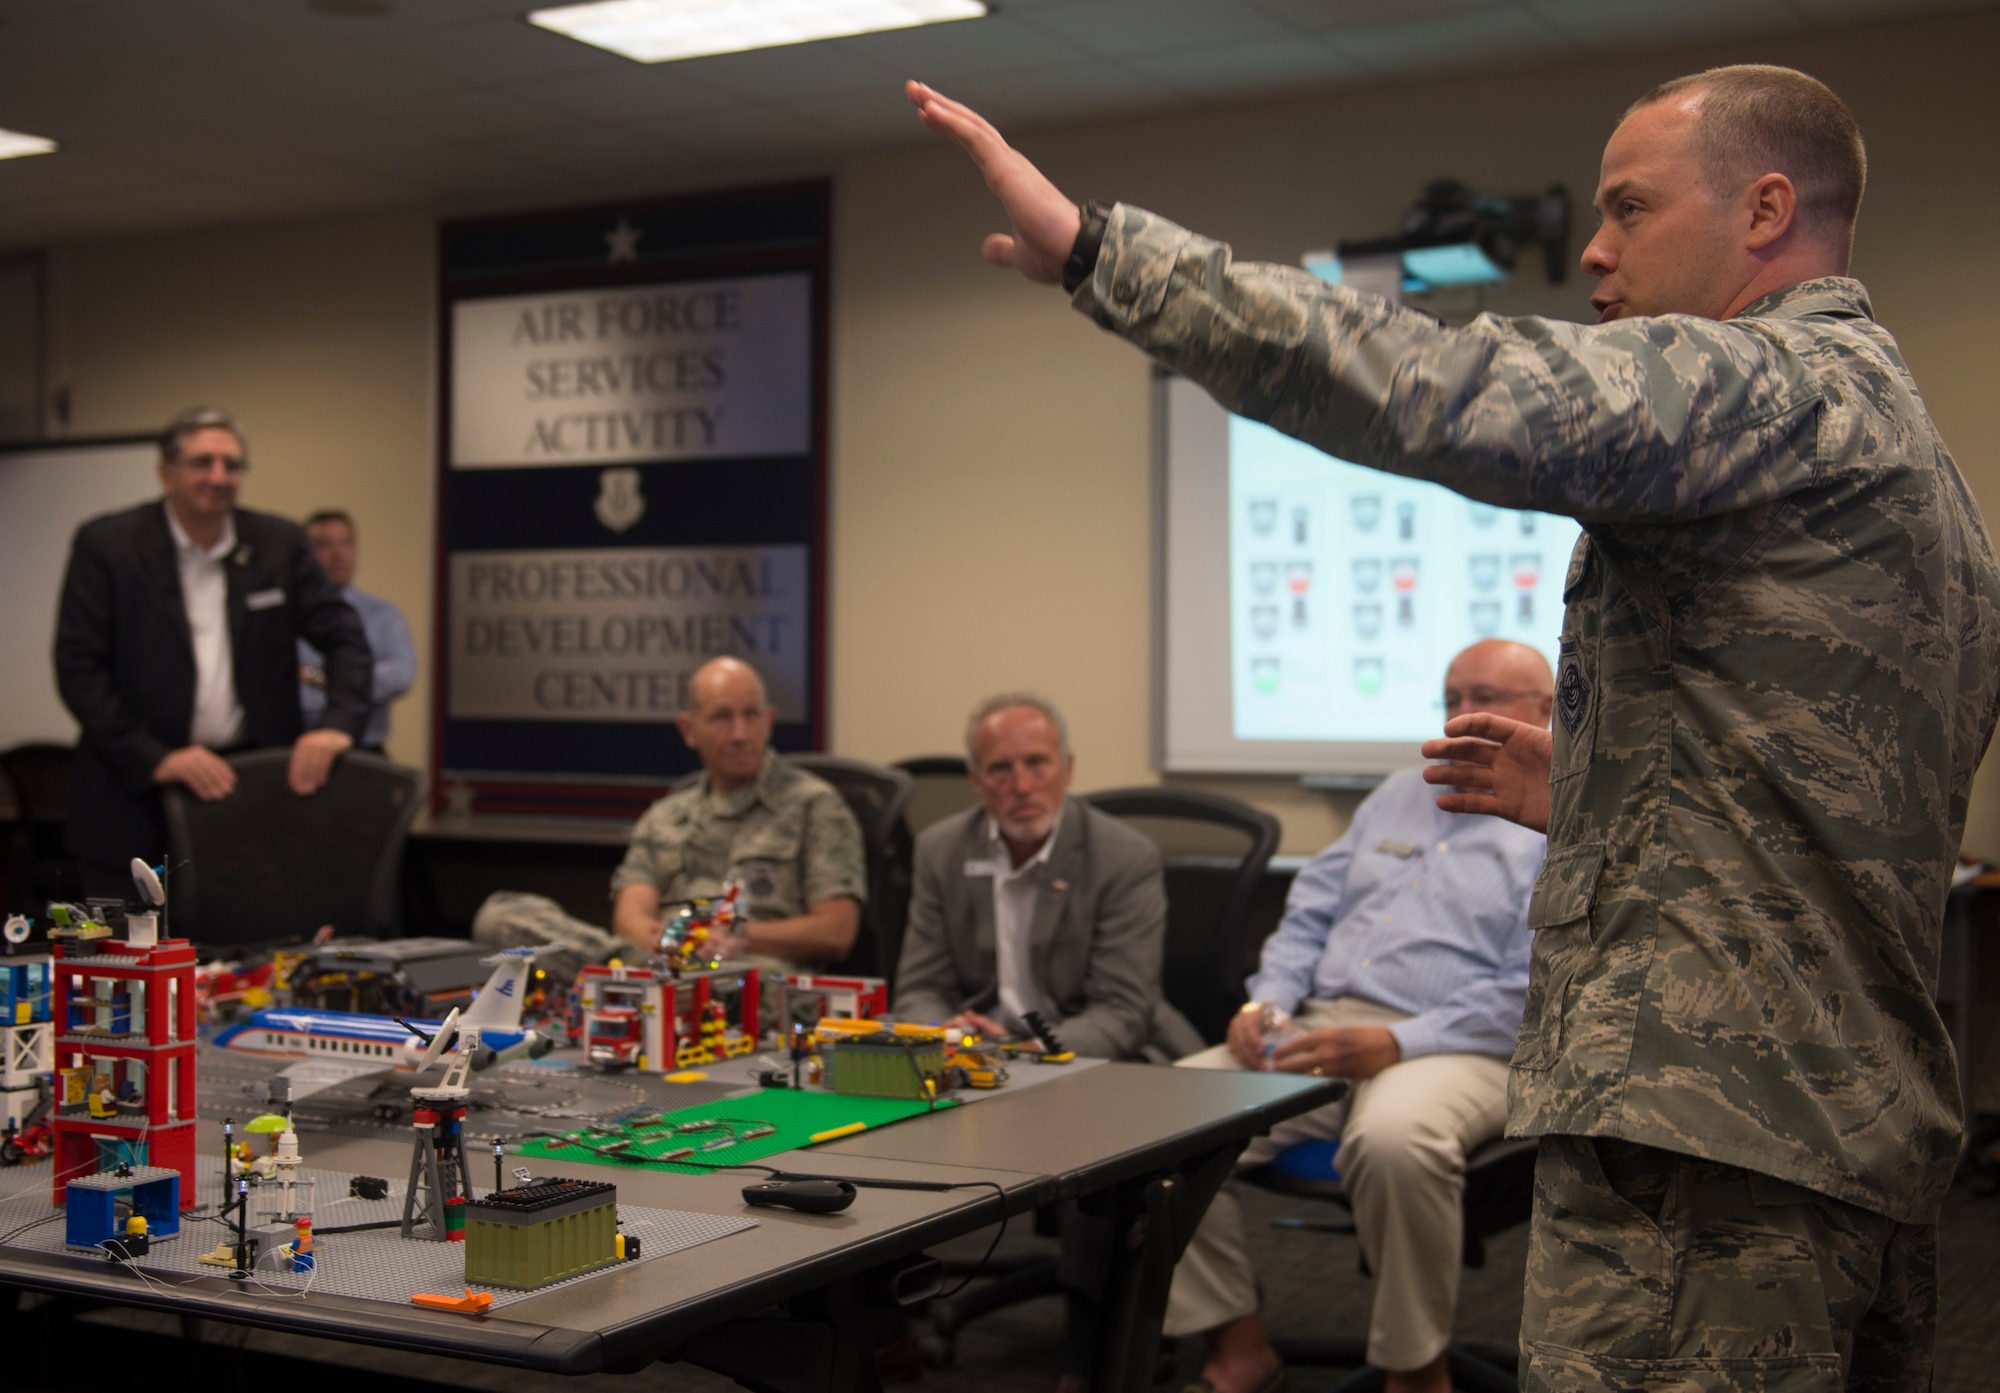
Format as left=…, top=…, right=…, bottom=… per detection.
left=162, top=748, right=422, bottom=948
left=891, top=754, right=983, bottom=837
left=1245, top=1134, right=1537, bottom=1392
left=788, top=754, right=914, bottom=983
left=920, top=786, right=1282, bottom=1369
left=1080, top=786, right=1281, bottom=1044
left=0, top=742, right=84, bottom=913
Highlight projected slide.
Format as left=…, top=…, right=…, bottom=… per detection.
left=1228, top=416, right=1580, bottom=742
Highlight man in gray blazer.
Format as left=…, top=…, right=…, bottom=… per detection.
left=893, top=692, right=1199, bottom=1061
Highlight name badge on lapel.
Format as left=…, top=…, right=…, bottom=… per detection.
left=245, top=588, right=286, bottom=612
left=1375, top=839, right=1419, bottom=858
left=962, top=858, right=1003, bottom=878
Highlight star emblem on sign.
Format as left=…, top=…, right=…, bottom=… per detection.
left=604, top=216, right=641, bottom=264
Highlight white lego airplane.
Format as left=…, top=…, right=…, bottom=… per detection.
left=213, top=946, right=554, bottom=1100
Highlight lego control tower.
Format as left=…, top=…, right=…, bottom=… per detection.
left=50, top=936, right=198, bottom=1206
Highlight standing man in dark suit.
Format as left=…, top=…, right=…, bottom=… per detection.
left=54, top=407, right=372, bottom=892
left=894, top=692, right=1199, bottom=1062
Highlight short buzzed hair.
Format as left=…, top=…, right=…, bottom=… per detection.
left=305, top=509, right=354, bottom=535
left=159, top=406, right=247, bottom=464
left=964, top=692, right=1070, bottom=766
left=1630, top=65, right=1866, bottom=260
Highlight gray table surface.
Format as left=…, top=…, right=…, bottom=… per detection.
left=0, top=1061, right=1340, bottom=1373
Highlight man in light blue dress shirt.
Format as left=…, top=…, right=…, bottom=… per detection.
left=298, top=510, right=415, bottom=752
left=1168, top=641, right=1553, bottom=1393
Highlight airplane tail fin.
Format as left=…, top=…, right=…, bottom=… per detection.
left=460, top=948, right=538, bottom=1029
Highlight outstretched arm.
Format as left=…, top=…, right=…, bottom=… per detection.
left=905, top=80, right=1079, bottom=284
left=1420, top=713, right=1553, bottom=833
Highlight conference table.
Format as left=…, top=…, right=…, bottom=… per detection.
left=0, top=1061, right=1342, bottom=1393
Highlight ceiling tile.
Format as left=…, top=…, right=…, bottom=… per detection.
left=1018, top=0, right=1297, bottom=59
left=1122, top=36, right=1366, bottom=99
left=1253, top=0, right=1504, bottom=26
left=663, top=42, right=900, bottom=100
left=1788, top=0, right=1997, bottom=23
left=938, top=60, right=1191, bottom=129
left=1527, top=0, right=1805, bottom=52
left=392, top=13, right=630, bottom=85
left=1326, top=5, right=1581, bottom=74
left=831, top=12, right=1094, bottom=78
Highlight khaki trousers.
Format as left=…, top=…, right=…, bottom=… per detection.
left=1164, top=997, right=1511, bottom=1373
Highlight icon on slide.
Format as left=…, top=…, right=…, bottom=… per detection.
left=1470, top=601, right=1501, bottom=636
left=1249, top=499, right=1279, bottom=535
left=1251, top=604, right=1279, bottom=641
left=1351, top=495, right=1382, bottom=532
left=1352, top=559, right=1382, bottom=593
left=1390, top=557, right=1420, bottom=593
left=1468, top=503, right=1499, bottom=528
left=1512, top=555, right=1540, bottom=626
left=1250, top=561, right=1278, bottom=595
left=1468, top=554, right=1500, bottom=591
left=1292, top=506, right=1310, bottom=546
left=1292, top=597, right=1308, bottom=629
left=1286, top=562, right=1313, bottom=594
left=1353, top=603, right=1383, bottom=640
left=1252, top=658, right=1281, bottom=694
left=1354, top=657, right=1385, bottom=695
left=1396, top=501, right=1416, bottom=541
left=1519, top=513, right=1538, bottom=536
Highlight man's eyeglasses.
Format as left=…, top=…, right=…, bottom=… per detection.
left=178, top=452, right=248, bottom=475
left=1443, top=685, right=1538, bottom=711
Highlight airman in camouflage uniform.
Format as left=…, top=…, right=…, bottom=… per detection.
left=474, top=657, right=866, bottom=978
left=607, top=747, right=867, bottom=967
left=910, top=63, right=2000, bottom=1393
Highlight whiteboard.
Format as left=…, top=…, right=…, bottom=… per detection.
left=0, top=438, right=160, bottom=750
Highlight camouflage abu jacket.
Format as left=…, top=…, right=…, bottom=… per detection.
left=1078, top=203, right=2000, bottom=1223
left=611, top=751, right=867, bottom=927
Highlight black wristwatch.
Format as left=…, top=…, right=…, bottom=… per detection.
left=1062, top=200, right=1114, bottom=294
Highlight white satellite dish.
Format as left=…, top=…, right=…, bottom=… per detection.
left=419, top=1007, right=462, bottom=1072
left=130, top=858, right=165, bottom=907
left=2, top=915, right=29, bottom=945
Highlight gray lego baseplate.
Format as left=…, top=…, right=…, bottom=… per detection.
left=0, top=1160, right=753, bottom=1311
left=195, top=1042, right=745, bottom=1143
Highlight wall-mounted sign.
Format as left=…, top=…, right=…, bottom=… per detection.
left=447, top=544, right=809, bottom=722
left=450, top=275, right=811, bottom=468
left=436, top=183, right=828, bottom=819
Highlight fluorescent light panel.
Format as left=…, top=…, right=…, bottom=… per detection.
left=529, top=0, right=987, bottom=63
left=0, top=128, right=58, bottom=161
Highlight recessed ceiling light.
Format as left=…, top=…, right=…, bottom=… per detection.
left=528, top=0, right=988, bottom=64
left=0, top=128, right=57, bottom=161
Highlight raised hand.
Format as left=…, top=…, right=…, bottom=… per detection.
left=906, top=80, right=1082, bottom=284
left=1419, top=712, right=1553, bottom=833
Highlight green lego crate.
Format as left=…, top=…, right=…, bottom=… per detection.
left=825, top=1034, right=945, bottom=1099
left=462, top=1178, right=620, bottom=1289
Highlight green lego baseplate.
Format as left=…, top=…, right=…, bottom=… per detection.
left=514, top=1085, right=960, bottom=1174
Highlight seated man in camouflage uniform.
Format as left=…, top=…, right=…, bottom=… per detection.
left=474, top=656, right=866, bottom=977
